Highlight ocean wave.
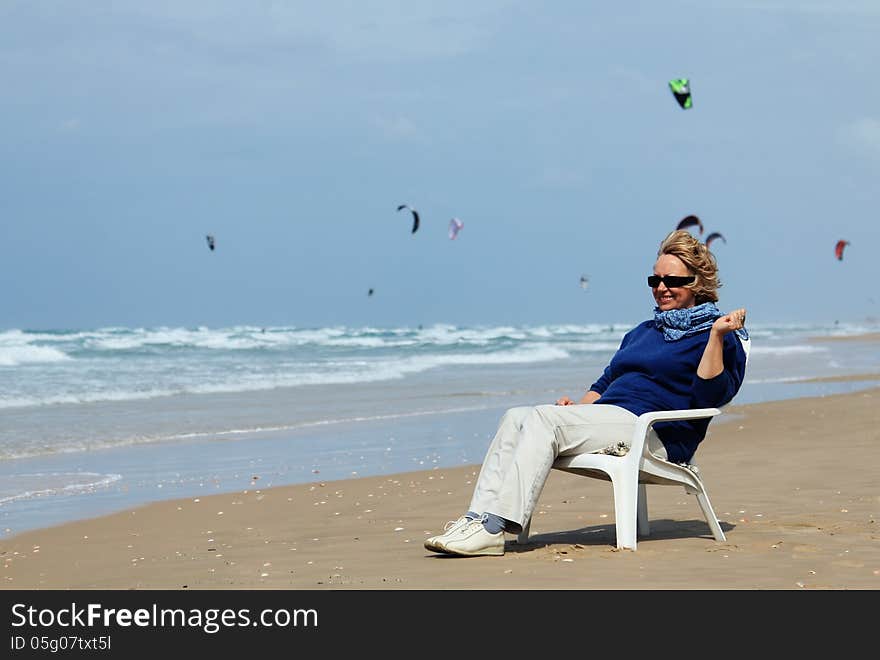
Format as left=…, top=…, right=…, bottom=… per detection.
left=748, top=344, right=828, bottom=356
left=0, top=343, right=570, bottom=410
left=745, top=375, right=814, bottom=384
left=0, top=344, right=72, bottom=366
left=2, top=323, right=631, bottom=354
left=0, top=472, right=122, bottom=505
left=2, top=321, right=877, bottom=414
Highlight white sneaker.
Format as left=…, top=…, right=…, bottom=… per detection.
left=435, top=519, right=505, bottom=557
left=424, top=515, right=472, bottom=553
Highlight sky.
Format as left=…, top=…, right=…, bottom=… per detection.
left=2, top=1, right=878, bottom=330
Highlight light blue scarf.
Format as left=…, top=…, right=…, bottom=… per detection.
left=654, top=301, right=750, bottom=342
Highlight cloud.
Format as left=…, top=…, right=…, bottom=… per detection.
left=372, top=115, right=421, bottom=141
left=839, top=117, right=880, bottom=156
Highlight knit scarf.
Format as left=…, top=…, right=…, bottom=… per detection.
left=654, top=301, right=750, bottom=342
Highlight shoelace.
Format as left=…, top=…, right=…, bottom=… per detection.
left=442, top=516, right=468, bottom=532
left=455, top=515, right=488, bottom=536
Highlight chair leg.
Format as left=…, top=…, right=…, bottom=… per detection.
left=611, top=477, right=639, bottom=550
left=637, top=484, right=650, bottom=537
left=517, top=517, right=531, bottom=545
left=695, top=491, right=726, bottom=542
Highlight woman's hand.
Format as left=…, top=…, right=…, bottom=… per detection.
left=698, top=307, right=746, bottom=379
left=712, top=307, right=747, bottom=336
left=556, top=391, right=600, bottom=405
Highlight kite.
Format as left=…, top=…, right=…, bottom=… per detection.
left=448, top=217, right=464, bottom=240
left=397, top=204, right=420, bottom=234
left=579, top=275, right=590, bottom=290
left=669, top=78, right=692, bottom=109
left=205, top=235, right=215, bottom=251
left=835, top=239, right=850, bottom=261
left=676, top=215, right=704, bottom=235
left=706, top=232, right=726, bottom=249
left=368, top=288, right=374, bottom=297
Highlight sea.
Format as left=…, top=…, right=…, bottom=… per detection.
left=2, top=320, right=879, bottom=538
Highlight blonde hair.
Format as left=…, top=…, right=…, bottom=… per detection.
left=657, top=230, right=720, bottom=304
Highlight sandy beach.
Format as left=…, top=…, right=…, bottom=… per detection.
left=2, top=384, right=878, bottom=590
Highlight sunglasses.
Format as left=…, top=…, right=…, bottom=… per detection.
left=647, top=274, right=696, bottom=288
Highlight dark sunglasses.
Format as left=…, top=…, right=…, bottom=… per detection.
left=647, top=274, right=696, bottom=288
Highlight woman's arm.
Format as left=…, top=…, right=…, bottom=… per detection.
left=697, top=307, right=746, bottom=379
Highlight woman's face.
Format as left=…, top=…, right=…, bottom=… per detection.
left=652, top=254, right=697, bottom=311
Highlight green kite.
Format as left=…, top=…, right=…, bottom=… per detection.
left=668, top=78, right=692, bottom=109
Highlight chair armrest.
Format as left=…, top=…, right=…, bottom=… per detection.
left=637, top=408, right=721, bottom=425
left=630, top=408, right=721, bottom=459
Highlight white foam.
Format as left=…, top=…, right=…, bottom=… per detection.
left=1, top=322, right=877, bottom=416
left=745, top=375, right=814, bottom=384
left=748, top=344, right=827, bottom=356
left=0, top=338, right=572, bottom=410
left=0, top=344, right=71, bottom=366
left=0, top=472, right=122, bottom=505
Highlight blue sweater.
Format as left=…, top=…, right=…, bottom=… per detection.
left=589, top=320, right=747, bottom=464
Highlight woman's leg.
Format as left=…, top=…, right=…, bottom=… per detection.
left=467, top=406, right=533, bottom=517
left=475, top=404, right=637, bottom=533
left=423, top=407, right=533, bottom=553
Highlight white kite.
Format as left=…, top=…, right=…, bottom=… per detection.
left=448, top=217, right=464, bottom=240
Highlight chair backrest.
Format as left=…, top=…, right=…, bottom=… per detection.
left=738, top=334, right=751, bottom=366
left=635, top=408, right=720, bottom=463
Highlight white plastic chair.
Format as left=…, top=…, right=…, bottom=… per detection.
left=516, top=407, right=726, bottom=550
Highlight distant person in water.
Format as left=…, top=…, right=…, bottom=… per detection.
left=425, top=230, right=749, bottom=556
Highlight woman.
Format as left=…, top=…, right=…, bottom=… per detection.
left=425, top=229, right=748, bottom=557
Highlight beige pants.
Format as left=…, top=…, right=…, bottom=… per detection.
left=468, top=404, right=666, bottom=533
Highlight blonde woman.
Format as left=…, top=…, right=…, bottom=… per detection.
left=426, top=230, right=749, bottom=557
